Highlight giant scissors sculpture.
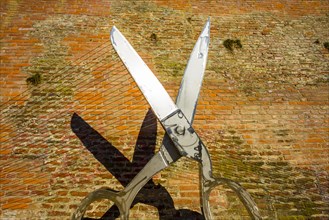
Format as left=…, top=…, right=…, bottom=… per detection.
left=72, top=19, right=261, bottom=220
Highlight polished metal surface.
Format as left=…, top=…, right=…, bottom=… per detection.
left=110, top=26, right=177, bottom=120
left=176, top=19, right=210, bottom=124
left=72, top=19, right=262, bottom=220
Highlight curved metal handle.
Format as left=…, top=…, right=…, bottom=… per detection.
left=201, top=177, right=262, bottom=220
left=71, top=187, right=129, bottom=220
left=71, top=150, right=173, bottom=220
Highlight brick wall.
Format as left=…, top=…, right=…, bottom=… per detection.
left=1, top=0, right=328, bottom=219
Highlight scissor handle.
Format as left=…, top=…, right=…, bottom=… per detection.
left=72, top=149, right=174, bottom=220
left=200, top=177, right=262, bottom=220
left=71, top=187, right=129, bottom=220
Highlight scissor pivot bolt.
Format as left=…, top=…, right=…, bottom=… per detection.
left=175, top=126, right=185, bottom=135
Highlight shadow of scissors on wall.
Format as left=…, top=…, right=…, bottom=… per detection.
left=71, top=110, right=204, bottom=220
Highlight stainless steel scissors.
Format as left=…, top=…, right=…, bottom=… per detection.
left=72, top=19, right=261, bottom=220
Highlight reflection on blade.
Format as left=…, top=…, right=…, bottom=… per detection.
left=161, top=19, right=211, bottom=165
left=176, top=18, right=210, bottom=124
left=111, top=19, right=211, bottom=166
left=111, top=27, right=177, bottom=121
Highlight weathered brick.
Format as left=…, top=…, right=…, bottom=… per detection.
left=1, top=0, right=328, bottom=219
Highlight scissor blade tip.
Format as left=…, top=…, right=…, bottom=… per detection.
left=110, top=26, right=118, bottom=45
left=202, top=19, right=210, bottom=36
left=111, top=26, right=117, bottom=33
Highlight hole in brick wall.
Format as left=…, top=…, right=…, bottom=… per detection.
left=150, top=33, right=157, bottom=43
left=223, top=39, right=242, bottom=51
left=324, top=42, right=329, bottom=51
left=26, top=73, right=42, bottom=86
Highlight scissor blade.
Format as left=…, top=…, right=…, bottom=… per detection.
left=176, top=18, right=210, bottom=123
left=111, top=20, right=211, bottom=163
left=110, top=27, right=178, bottom=121
left=163, top=19, right=210, bottom=164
